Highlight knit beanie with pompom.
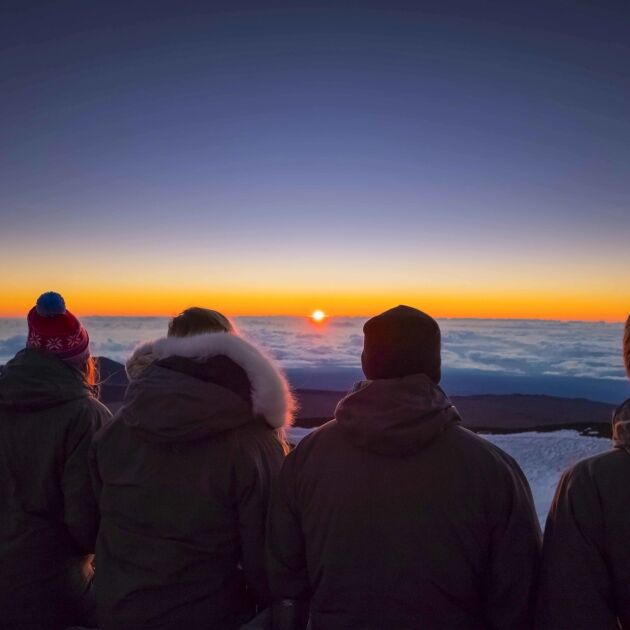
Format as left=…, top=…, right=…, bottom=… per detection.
left=26, top=292, right=90, bottom=365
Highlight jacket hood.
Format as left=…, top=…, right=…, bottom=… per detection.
left=124, top=332, right=295, bottom=440
left=613, top=398, right=630, bottom=453
left=0, top=348, right=91, bottom=412
left=335, top=373, right=461, bottom=455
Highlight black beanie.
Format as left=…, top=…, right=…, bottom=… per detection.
left=361, top=305, right=441, bottom=383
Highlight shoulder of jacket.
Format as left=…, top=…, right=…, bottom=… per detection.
left=92, top=409, right=127, bottom=447
left=563, top=448, right=625, bottom=487
left=446, top=426, right=531, bottom=485
left=282, top=420, right=340, bottom=469
left=292, top=419, right=338, bottom=447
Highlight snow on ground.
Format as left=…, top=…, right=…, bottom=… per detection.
left=286, top=427, right=611, bottom=526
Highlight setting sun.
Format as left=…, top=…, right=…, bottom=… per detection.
left=311, top=309, right=326, bottom=322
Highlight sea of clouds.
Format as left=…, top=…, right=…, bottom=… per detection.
left=0, top=316, right=626, bottom=382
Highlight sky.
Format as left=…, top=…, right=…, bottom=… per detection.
left=1, top=1, right=629, bottom=319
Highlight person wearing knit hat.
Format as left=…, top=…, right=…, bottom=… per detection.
left=267, top=305, right=541, bottom=630
left=0, top=292, right=111, bottom=629
left=361, top=304, right=441, bottom=382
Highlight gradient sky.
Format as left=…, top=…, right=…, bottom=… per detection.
left=1, top=1, right=629, bottom=319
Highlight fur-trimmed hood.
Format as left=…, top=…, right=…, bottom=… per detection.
left=125, top=332, right=295, bottom=430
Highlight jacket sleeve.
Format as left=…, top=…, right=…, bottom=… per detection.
left=235, top=435, right=284, bottom=609
left=62, top=401, right=112, bottom=554
left=536, top=463, right=618, bottom=630
left=266, top=451, right=310, bottom=630
left=483, top=454, right=542, bottom=630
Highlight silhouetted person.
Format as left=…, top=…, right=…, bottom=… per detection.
left=537, top=315, right=630, bottom=629
left=90, top=307, right=293, bottom=629
left=0, top=292, right=111, bottom=630
left=267, top=305, right=541, bottom=630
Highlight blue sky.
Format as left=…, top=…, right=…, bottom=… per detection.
left=1, top=1, right=629, bottom=319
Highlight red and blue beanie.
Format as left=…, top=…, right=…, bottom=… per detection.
left=27, top=292, right=90, bottom=365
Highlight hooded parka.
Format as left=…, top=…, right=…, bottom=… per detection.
left=91, top=332, right=292, bottom=630
left=267, top=374, right=541, bottom=630
left=536, top=397, right=630, bottom=629
left=0, top=349, right=111, bottom=630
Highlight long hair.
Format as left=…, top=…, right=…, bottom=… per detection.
left=84, top=355, right=99, bottom=397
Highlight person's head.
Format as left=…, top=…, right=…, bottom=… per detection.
left=26, top=291, right=97, bottom=386
left=167, top=307, right=235, bottom=337
left=165, top=306, right=289, bottom=451
left=361, top=304, right=441, bottom=383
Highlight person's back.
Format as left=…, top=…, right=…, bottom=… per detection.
left=537, top=317, right=630, bottom=629
left=91, top=307, right=292, bottom=630
left=0, top=293, right=110, bottom=630
left=267, top=306, right=541, bottom=630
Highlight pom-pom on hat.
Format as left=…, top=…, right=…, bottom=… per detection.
left=361, top=305, right=441, bottom=383
left=27, top=292, right=90, bottom=364
left=36, top=291, right=67, bottom=317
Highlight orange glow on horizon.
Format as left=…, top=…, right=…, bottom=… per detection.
left=0, top=283, right=627, bottom=322
left=311, top=310, right=326, bottom=322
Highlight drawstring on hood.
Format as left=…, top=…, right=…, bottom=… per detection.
left=335, top=373, right=461, bottom=456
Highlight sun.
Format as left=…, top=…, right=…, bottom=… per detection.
left=311, top=309, right=326, bottom=323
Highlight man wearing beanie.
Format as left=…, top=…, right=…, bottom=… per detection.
left=0, top=292, right=111, bottom=629
left=267, top=305, right=541, bottom=630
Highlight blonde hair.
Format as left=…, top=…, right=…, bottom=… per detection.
left=168, top=307, right=235, bottom=337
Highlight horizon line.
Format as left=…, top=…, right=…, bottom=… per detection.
left=0, top=314, right=625, bottom=325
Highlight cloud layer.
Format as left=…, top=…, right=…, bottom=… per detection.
left=0, top=317, right=626, bottom=382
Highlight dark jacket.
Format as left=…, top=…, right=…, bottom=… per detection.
left=91, top=332, right=292, bottom=630
left=0, top=349, right=110, bottom=629
left=536, top=398, right=630, bottom=629
left=267, top=374, right=541, bottom=630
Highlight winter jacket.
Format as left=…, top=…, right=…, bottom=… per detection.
left=0, top=349, right=111, bottom=630
left=267, top=374, right=541, bottom=630
left=91, top=332, right=292, bottom=630
left=536, top=398, right=630, bottom=629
